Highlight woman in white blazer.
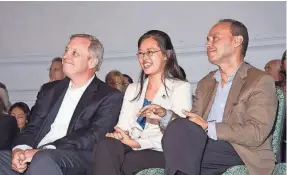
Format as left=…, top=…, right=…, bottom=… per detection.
left=94, top=30, right=192, bottom=175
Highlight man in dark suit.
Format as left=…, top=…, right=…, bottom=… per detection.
left=0, top=34, right=123, bottom=175
left=0, top=114, right=19, bottom=150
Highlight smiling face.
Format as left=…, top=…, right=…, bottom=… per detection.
left=205, top=22, right=236, bottom=65
left=62, top=37, right=94, bottom=79
left=137, top=37, right=167, bottom=76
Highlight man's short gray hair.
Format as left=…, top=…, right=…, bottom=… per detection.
left=70, top=34, right=104, bottom=71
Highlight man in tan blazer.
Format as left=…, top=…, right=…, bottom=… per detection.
left=140, top=19, right=278, bottom=175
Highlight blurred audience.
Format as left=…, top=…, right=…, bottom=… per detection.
left=9, top=102, right=30, bottom=130
left=105, top=70, right=125, bottom=92
left=48, top=57, right=65, bottom=82
left=0, top=82, right=11, bottom=114
left=264, top=59, right=281, bottom=81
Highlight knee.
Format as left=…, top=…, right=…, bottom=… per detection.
left=95, top=137, right=119, bottom=150
left=162, top=118, right=206, bottom=144
left=31, top=150, right=55, bottom=165
left=167, top=118, right=204, bottom=134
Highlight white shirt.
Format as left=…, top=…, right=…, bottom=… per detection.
left=14, top=75, right=94, bottom=151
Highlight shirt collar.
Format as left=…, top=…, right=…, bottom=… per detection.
left=68, top=74, right=95, bottom=91
left=214, top=62, right=243, bottom=83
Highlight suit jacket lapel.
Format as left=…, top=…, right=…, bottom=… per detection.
left=34, top=79, right=69, bottom=147
left=223, top=63, right=248, bottom=122
left=202, top=78, right=218, bottom=120
left=45, top=78, right=70, bottom=124
left=67, top=76, right=99, bottom=133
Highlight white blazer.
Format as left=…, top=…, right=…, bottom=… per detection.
left=116, top=78, right=192, bottom=151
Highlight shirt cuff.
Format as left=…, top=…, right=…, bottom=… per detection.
left=159, top=110, right=173, bottom=129
left=207, top=121, right=217, bottom=140
left=13, top=145, right=33, bottom=151
left=42, top=145, right=56, bottom=149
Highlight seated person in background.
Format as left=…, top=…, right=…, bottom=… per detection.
left=264, top=59, right=281, bottom=82
left=145, top=19, right=277, bottom=175
left=0, top=82, right=12, bottom=114
left=94, top=30, right=192, bottom=175
left=9, top=102, right=31, bottom=131
left=123, top=73, right=134, bottom=89
left=105, top=70, right=126, bottom=92
left=0, top=34, right=123, bottom=175
left=48, top=57, right=65, bottom=82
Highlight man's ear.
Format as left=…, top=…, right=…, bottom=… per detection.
left=234, top=36, right=244, bottom=48
left=89, top=58, right=98, bottom=69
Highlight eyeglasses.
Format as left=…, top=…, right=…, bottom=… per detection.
left=136, top=50, right=161, bottom=58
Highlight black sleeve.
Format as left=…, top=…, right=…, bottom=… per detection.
left=0, top=115, right=19, bottom=150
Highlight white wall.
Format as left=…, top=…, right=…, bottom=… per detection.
left=0, top=1, right=285, bottom=107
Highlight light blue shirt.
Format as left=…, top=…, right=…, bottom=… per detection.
left=207, top=66, right=241, bottom=140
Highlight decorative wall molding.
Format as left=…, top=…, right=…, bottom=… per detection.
left=0, top=36, right=285, bottom=66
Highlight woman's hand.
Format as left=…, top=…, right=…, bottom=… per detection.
left=137, top=104, right=166, bottom=121
left=106, top=127, right=141, bottom=148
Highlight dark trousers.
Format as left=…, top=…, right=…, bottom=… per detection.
left=93, top=137, right=165, bottom=175
left=0, top=149, right=92, bottom=175
left=162, top=119, right=244, bottom=175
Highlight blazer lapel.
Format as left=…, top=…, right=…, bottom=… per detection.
left=152, top=79, right=171, bottom=107
left=66, top=76, right=99, bottom=133
left=134, top=78, right=149, bottom=131
left=223, top=63, right=248, bottom=122
left=202, top=78, right=218, bottom=120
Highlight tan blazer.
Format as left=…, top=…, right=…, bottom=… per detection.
left=189, top=62, right=277, bottom=175
left=117, top=78, right=192, bottom=151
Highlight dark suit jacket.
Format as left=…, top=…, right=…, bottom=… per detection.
left=0, top=114, right=19, bottom=150
left=12, top=76, right=123, bottom=152
left=169, top=62, right=278, bottom=175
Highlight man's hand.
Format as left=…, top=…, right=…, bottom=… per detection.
left=137, top=104, right=167, bottom=121
left=11, top=148, right=27, bottom=173
left=23, top=149, right=40, bottom=163
left=183, top=110, right=208, bottom=130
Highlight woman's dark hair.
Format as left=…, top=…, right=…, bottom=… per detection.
left=133, top=30, right=185, bottom=101
left=9, top=102, right=31, bottom=122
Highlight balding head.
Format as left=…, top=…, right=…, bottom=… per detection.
left=264, top=59, right=281, bottom=81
